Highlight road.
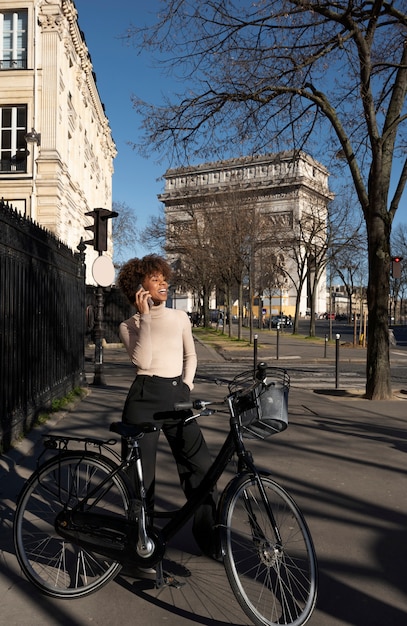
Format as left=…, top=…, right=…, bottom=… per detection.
left=297, top=318, right=407, bottom=346
left=296, top=320, right=407, bottom=389
left=203, top=320, right=407, bottom=391
left=197, top=360, right=407, bottom=392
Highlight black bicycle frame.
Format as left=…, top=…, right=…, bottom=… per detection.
left=48, top=408, right=282, bottom=554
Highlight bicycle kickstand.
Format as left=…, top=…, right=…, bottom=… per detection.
left=155, top=560, right=185, bottom=590
left=155, top=560, right=165, bottom=588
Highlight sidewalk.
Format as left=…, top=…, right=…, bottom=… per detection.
left=1, top=340, right=406, bottom=625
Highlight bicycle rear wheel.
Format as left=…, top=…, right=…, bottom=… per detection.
left=13, top=452, right=131, bottom=598
left=220, top=473, right=317, bottom=626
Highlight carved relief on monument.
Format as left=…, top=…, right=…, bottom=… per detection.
left=267, top=211, right=294, bottom=229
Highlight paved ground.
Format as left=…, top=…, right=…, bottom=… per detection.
left=1, top=337, right=406, bottom=625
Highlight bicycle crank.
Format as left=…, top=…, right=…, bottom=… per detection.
left=55, top=510, right=165, bottom=566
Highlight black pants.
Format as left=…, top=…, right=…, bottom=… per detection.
left=122, top=375, right=218, bottom=556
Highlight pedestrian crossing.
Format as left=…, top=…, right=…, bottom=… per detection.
left=286, top=367, right=365, bottom=389
left=196, top=362, right=365, bottom=390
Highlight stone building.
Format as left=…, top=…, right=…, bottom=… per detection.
left=159, top=151, right=333, bottom=318
left=0, top=1, right=116, bottom=282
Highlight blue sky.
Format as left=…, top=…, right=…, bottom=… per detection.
left=74, top=0, right=406, bottom=260
left=74, top=0, right=166, bottom=257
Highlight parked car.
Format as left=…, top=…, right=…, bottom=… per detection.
left=269, top=315, right=293, bottom=328
left=335, top=313, right=347, bottom=321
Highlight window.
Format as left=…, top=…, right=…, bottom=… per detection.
left=0, top=10, right=27, bottom=69
left=0, top=105, right=27, bottom=173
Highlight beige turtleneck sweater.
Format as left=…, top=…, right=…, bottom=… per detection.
left=119, top=303, right=197, bottom=389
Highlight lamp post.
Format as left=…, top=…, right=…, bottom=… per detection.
left=24, top=127, right=41, bottom=146
left=24, top=128, right=41, bottom=219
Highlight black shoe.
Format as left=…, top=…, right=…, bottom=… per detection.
left=203, top=550, right=223, bottom=563
left=196, top=534, right=223, bottom=562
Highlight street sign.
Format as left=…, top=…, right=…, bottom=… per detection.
left=92, top=255, right=115, bottom=287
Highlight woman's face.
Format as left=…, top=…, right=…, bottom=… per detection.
left=142, top=272, right=169, bottom=305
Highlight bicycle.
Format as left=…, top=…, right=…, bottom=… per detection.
left=13, top=362, right=318, bottom=626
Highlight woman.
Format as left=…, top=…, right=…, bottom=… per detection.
left=118, top=254, right=217, bottom=559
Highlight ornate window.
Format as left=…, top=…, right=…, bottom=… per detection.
left=0, top=105, right=27, bottom=173
left=0, top=10, right=27, bottom=69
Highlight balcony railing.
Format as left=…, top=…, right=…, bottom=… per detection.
left=0, top=157, right=27, bottom=173
left=0, top=57, right=27, bottom=69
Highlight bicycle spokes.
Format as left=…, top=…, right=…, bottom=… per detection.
left=222, top=475, right=317, bottom=626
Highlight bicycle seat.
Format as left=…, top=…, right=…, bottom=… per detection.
left=110, top=422, right=158, bottom=438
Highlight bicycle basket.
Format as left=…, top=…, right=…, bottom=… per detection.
left=229, top=367, right=290, bottom=439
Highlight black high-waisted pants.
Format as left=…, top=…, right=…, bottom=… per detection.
left=122, top=374, right=218, bottom=556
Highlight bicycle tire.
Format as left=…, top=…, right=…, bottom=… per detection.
left=13, top=451, right=131, bottom=599
left=220, top=473, right=317, bottom=626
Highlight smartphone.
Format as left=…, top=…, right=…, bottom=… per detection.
left=137, top=284, right=154, bottom=308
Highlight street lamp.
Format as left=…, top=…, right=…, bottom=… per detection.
left=25, top=128, right=41, bottom=219
left=24, top=127, right=41, bottom=146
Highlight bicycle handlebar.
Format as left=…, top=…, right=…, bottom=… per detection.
left=255, top=361, right=268, bottom=381
left=177, top=362, right=270, bottom=412
left=174, top=399, right=209, bottom=411
left=168, top=362, right=271, bottom=421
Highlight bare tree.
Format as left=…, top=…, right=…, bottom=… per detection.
left=141, top=205, right=216, bottom=323
left=127, top=1, right=407, bottom=399
left=209, top=190, right=268, bottom=339
left=391, top=223, right=407, bottom=323
left=209, top=202, right=250, bottom=339
left=286, top=204, right=328, bottom=337
left=332, top=226, right=368, bottom=323
left=162, top=189, right=267, bottom=331
left=165, top=200, right=220, bottom=325
left=256, top=248, right=287, bottom=328
left=142, top=206, right=167, bottom=253
left=112, top=201, right=140, bottom=266
left=272, top=199, right=354, bottom=336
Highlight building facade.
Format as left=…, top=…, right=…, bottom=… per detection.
left=159, top=151, right=333, bottom=318
left=0, top=1, right=116, bottom=281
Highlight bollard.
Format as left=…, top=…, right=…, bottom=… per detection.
left=324, top=333, right=328, bottom=358
left=335, top=334, right=341, bottom=388
left=276, top=324, right=280, bottom=360
left=253, top=334, right=258, bottom=375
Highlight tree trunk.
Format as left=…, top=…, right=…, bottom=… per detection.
left=237, top=281, right=243, bottom=340
left=293, top=289, right=302, bottom=334
left=365, top=210, right=392, bottom=399
left=309, top=285, right=317, bottom=337
left=227, top=284, right=233, bottom=338
left=202, top=286, right=210, bottom=327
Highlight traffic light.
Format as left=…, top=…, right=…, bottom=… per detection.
left=391, top=256, right=403, bottom=279
left=84, top=207, right=118, bottom=252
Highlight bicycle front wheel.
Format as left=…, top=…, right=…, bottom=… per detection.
left=221, top=474, right=317, bottom=626
left=13, top=452, right=131, bottom=599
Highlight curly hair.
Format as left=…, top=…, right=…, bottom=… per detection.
left=117, top=254, right=172, bottom=304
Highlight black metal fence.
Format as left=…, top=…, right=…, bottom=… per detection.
left=85, top=285, right=134, bottom=344
left=0, top=199, right=86, bottom=452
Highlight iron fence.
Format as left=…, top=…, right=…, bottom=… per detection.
left=85, top=285, right=134, bottom=344
left=0, top=199, right=86, bottom=452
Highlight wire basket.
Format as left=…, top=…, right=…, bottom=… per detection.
left=229, top=367, right=290, bottom=439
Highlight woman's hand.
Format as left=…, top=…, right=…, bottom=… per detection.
left=135, top=286, right=153, bottom=314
